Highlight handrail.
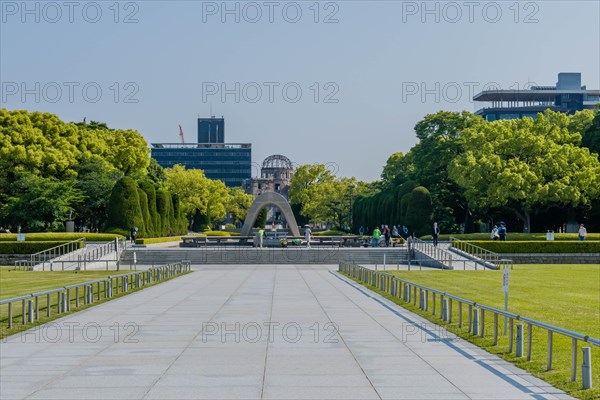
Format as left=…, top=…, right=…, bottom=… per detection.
left=338, top=262, right=598, bottom=386
left=411, top=237, right=457, bottom=269
left=0, top=261, right=192, bottom=332
left=449, top=237, right=512, bottom=270
left=28, top=238, right=86, bottom=270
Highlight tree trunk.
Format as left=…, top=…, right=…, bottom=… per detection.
left=512, top=208, right=531, bottom=233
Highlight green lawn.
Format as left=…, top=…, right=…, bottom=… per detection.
left=0, top=266, right=188, bottom=339
left=0, top=267, right=116, bottom=300
left=347, top=264, right=600, bottom=399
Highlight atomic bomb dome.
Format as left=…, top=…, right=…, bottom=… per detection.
left=243, top=154, right=295, bottom=198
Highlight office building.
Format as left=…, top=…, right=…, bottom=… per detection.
left=473, top=72, right=599, bottom=121
left=151, top=117, right=251, bottom=187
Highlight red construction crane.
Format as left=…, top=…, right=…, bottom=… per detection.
left=179, top=125, right=185, bottom=144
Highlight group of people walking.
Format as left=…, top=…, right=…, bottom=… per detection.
left=359, top=222, right=442, bottom=247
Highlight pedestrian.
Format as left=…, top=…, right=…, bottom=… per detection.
left=490, top=225, right=499, bottom=240
left=258, top=228, right=265, bottom=248
left=391, top=225, right=399, bottom=238
left=498, top=223, right=507, bottom=241
left=372, top=226, right=381, bottom=247
left=359, top=226, right=365, bottom=236
left=130, top=226, right=138, bottom=244
left=432, top=222, right=440, bottom=246
left=305, top=225, right=312, bottom=248
left=383, top=225, right=391, bottom=247
left=578, top=224, right=587, bottom=241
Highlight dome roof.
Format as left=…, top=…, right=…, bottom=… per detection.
left=262, top=154, right=293, bottom=170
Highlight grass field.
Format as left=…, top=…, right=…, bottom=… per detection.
left=0, top=266, right=188, bottom=339
left=347, top=264, right=600, bottom=399
left=0, top=267, right=116, bottom=300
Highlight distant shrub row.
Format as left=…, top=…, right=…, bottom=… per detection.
left=134, top=231, right=240, bottom=244
left=460, top=240, right=600, bottom=253
left=423, top=233, right=600, bottom=241
left=0, top=233, right=122, bottom=242
left=0, top=241, right=85, bottom=254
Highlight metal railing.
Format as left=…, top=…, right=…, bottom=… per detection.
left=450, top=237, right=512, bottom=270
left=410, top=238, right=459, bottom=269
left=27, top=238, right=86, bottom=270
left=20, top=238, right=127, bottom=271
left=339, top=262, right=598, bottom=388
left=0, top=261, right=191, bottom=332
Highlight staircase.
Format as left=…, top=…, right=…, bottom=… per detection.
left=120, top=247, right=409, bottom=265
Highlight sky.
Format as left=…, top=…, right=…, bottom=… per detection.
left=1, top=0, right=599, bottom=182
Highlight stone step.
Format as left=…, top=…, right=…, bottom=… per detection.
left=121, top=248, right=408, bottom=265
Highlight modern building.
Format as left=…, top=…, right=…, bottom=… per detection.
left=197, top=117, right=224, bottom=143
left=473, top=73, right=600, bottom=121
left=151, top=117, right=251, bottom=187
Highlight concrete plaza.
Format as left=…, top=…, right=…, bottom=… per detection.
left=0, top=265, right=571, bottom=399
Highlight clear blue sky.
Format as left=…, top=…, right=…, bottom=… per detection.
left=1, top=0, right=599, bottom=181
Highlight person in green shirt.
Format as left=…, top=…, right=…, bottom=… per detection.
left=258, top=228, right=265, bottom=248
left=372, top=227, right=381, bottom=247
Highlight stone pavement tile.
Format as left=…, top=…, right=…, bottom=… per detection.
left=375, top=388, right=470, bottom=400
left=143, top=385, right=262, bottom=400
left=43, top=374, right=160, bottom=388
left=166, top=362, right=265, bottom=376
left=150, top=374, right=263, bottom=387
left=27, top=387, right=149, bottom=400
left=264, top=374, right=372, bottom=387
left=262, top=385, right=380, bottom=400
left=368, top=373, right=460, bottom=389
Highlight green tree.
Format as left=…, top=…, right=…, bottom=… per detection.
left=227, top=187, right=253, bottom=225
left=164, top=164, right=210, bottom=225
left=581, top=108, right=600, bottom=157
left=254, top=208, right=267, bottom=228
left=74, top=159, right=121, bottom=232
left=449, top=112, right=600, bottom=232
left=1, top=172, right=83, bottom=231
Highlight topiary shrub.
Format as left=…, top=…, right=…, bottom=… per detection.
left=155, top=189, right=172, bottom=236
left=404, top=186, right=433, bottom=237
left=139, top=181, right=160, bottom=236
left=105, top=177, right=145, bottom=234
left=137, top=188, right=153, bottom=237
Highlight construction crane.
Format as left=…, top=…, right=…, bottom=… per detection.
left=179, top=125, right=185, bottom=144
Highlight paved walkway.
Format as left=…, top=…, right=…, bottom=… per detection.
left=1, top=265, right=570, bottom=400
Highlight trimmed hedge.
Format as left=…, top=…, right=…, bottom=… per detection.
left=313, top=230, right=348, bottom=236
left=0, top=241, right=85, bottom=254
left=0, top=233, right=122, bottom=242
left=135, top=236, right=183, bottom=245
left=460, top=240, right=600, bottom=253
left=202, top=231, right=232, bottom=237
left=423, top=233, right=600, bottom=241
